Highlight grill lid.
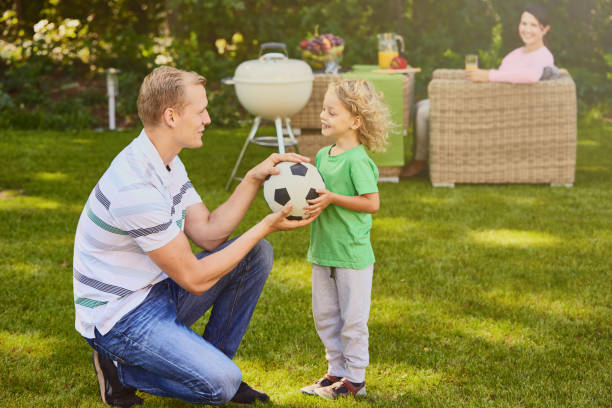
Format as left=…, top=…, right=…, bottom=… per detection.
left=233, top=52, right=314, bottom=84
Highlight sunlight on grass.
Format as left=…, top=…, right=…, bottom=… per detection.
left=4, top=262, right=43, bottom=277
left=415, top=196, right=451, bottom=205
left=444, top=313, right=535, bottom=347
left=577, top=139, right=599, bottom=146
left=375, top=296, right=536, bottom=347
left=0, top=189, right=22, bottom=199
left=502, top=196, right=540, bottom=206
left=373, top=217, right=419, bottom=233
left=0, top=330, right=62, bottom=358
left=0, top=190, right=83, bottom=212
left=371, top=365, right=444, bottom=394
left=577, top=165, right=609, bottom=173
left=268, top=259, right=312, bottom=290
left=470, top=229, right=560, bottom=247
left=486, top=288, right=601, bottom=322
left=34, top=172, right=68, bottom=181
left=0, top=191, right=61, bottom=210
left=371, top=297, right=414, bottom=324
left=71, top=138, right=93, bottom=144
left=236, top=358, right=444, bottom=398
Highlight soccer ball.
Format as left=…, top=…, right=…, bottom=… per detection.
left=263, top=161, right=325, bottom=220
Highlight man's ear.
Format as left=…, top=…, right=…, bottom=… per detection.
left=163, top=107, right=177, bottom=128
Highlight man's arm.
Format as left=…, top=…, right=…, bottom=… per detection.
left=184, top=152, right=310, bottom=251
left=149, top=203, right=316, bottom=295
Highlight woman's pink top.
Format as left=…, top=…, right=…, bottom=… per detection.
left=488, top=46, right=554, bottom=83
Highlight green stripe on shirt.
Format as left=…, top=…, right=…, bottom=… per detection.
left=86, top=202, right=128, bottom=235
left=74, top=296, right=108, bottom=308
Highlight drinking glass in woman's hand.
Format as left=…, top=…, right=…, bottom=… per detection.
left=465, top=54, right=478, bottom=71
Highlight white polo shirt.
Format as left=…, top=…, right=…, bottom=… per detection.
left=73, top=129, right=202, bottom=338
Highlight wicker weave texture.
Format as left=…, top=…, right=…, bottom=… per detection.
left=428, top=69, right=576, bottom=185
left=296, top=133, right=330, bottom=162
left=432, top=69, right=467, bottom=80
left=290, top=74, right=342, bottom=129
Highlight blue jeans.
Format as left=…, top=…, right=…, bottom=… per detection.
left=85, top=238, right=273, bottom=405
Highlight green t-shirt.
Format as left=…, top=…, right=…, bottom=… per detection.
left=307, top=144, right=379, bottom=269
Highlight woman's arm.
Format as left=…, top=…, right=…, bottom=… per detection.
left=488, top=67, right=544, bottom=83
left=467, top=47, right=553, bottom=84
left=466, top=67, right=543, bottom=83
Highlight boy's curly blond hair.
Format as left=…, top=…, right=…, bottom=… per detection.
left=327, top=79, right=392, bottom=152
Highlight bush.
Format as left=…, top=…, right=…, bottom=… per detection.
left=207, top=85, right=244, bottom=128
left=0, top=103, right=96, bottom=130
left=0, top=84, right=13, bottom=110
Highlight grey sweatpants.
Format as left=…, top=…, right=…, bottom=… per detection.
left=312, top=263, right=374, bottom=383
left=413, top=99, right=430, bottom=160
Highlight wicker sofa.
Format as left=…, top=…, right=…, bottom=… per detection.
left=428, top=69, right=576, bottom=187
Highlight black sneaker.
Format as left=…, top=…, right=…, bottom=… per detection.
left=92, top=350, right=143, bottom=407
left=231, top=381, right=270, bottom=404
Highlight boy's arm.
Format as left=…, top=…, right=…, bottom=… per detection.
left=305, top=189, right=379, bottom=217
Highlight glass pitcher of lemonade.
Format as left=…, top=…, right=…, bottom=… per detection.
left=377, top=33, right=405, bottom=69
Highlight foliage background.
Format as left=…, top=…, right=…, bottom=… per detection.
left=0, top=0, right=610, bottom=129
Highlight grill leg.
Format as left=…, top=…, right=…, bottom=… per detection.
left=284, top=118, right=299, bottom=154
left=274, top=117, right=285, bottom=154
left=226, top=116, right=261, bottom=191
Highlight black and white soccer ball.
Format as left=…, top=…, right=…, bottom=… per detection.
left=263, top=161, right=325, bottom=220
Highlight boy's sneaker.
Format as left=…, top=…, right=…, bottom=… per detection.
left=92, top=350, right=143, bottom=407
left=314, top=377, right=366, bottom=400
left=300, top=374, right=341, bottom=395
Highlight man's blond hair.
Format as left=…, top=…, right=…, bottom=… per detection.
left=137, top=66, right=206, bottom=127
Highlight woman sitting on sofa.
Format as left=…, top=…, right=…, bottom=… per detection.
left=403, top=3, right=554, bottom=177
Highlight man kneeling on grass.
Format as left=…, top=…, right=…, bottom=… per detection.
left=72, top=66, right=315, bottom=407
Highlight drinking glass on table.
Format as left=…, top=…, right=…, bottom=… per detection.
left=465, top=54, right=478, bottom=71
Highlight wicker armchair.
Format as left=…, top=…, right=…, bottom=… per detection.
left=428, top=69, right=576, bottom=187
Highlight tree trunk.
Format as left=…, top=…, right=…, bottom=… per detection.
left=14, top=0, right=22, bottom=22
left=396, top=0, right=403, bottom=38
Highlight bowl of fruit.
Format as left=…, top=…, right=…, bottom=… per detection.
left=299, top=31, right=344, bottom=74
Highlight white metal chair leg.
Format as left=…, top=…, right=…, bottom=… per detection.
left=274, top=117, right=285, bottom=154
left=226, top=117, right=261, bottom=191
left=284, top=118, right=299, bottom=154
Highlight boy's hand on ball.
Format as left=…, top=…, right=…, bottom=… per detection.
left=261, top=203, right=317, bottom=232
left=247, top=153, right=311, bottom=183
left=304, top=188, right=334, bottom=217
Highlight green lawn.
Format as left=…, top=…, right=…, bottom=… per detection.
left=0, top=117, right=610, bottom=407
